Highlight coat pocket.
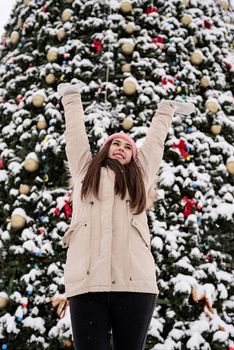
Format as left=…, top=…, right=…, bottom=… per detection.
left=130, top=216, right=155, bottom=280
left=62, top=221, right=83, bottom=248
left=131, top=216, right=151, bottom=249
left=64, top=222, right=89, bottom=283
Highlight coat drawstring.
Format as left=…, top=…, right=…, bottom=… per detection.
left=86, top=200, right=94, bottom=276
left=126, top=199, right=132, bottom=282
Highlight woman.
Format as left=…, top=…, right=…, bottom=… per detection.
left=57, top=82, right=195, bottom=350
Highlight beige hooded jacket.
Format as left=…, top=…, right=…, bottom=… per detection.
left=61, top=93, right=174, bottom=298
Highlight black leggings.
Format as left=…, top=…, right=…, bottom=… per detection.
left=68, top=291, right=157, bottom=350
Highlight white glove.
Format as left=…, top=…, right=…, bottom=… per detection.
left=57, top=81, right=85, bottom=97
left=158, top=100, right=195, bottom=115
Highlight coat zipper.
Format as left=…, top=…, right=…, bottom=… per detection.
left=86, top=200, right=94, bottom=276
left=126, top=199, right=133, bottom=282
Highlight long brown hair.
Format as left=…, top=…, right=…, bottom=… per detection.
left=80, top=140, right=147, bottom=215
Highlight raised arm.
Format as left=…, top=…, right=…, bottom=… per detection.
left=61, top=89, right=92, bottom=179
left=138, top=103, right=174, bottom=184
left=138, top=100, right=195, bottom=184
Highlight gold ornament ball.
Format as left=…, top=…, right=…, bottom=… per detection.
left=120, top=1, right=133, bottom=13
left=176, top=86, right=182, bottom=93
left=181, top=14, right=193, bottom=26
left=37, top=118, right=48, bottom=130
left=61, top=9, right=73, bottom=22
left=200, top=75, right=210, bottom=87
left=122, top=117, right=133, bottom=130
left=190, top=50, right=204, bottom=65
left=57, top=28, right=66, bottom=41
left=220, top=0, right=229, bottom=10
left=210, top=124, right=222, bottom=135
left=226, top=161, right=234, bottom=175
left=223, top=16, right=231, bottom=24
left=47, top=49, right=58, bottom=62
left=45, top=73, right=56, bottom=85
left=191, top=36, right=198, bottom=45
left=10, top=31, right=20, bottom=44
left=123, top=77, right=137, bottom=95
left=205, top=99, right=220, bottom=113
left=32, top=94, right=45, bottom=108
left=19, top=184, right=31, bottom=195
left=11, top=215, right=26, bottom=230
left=121, top=41, right=135, bottom=55
left=181, top=0, right=189, bottom=6
left=24, top=158, right=39, bottom=172
left=0, top=295, right=8, bottom=309
left=124, top=22, right=135, bottom=34
left=121, top=64, right=131, bottom=73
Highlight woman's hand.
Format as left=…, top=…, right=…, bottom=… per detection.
left=158, top=100, right=195, bottom=115
left=50, top=297, right=70, bottom=318
left=57, top=82, right=85, bottom=97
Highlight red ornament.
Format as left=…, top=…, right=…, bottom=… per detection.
left=161, top=76, right=174, bottom=85
left=39, top=228, right=45, bottom=235
left=93, top=39, right=103, bottom=53
left=151, top=36, right=165, bottom=50
left=54, top=192, right=72, bottom=218
left=22, top=303, right=28, bottom=308
left=151, top=36, right=164, bottom=44
left=156, top=36, right=164, bottom=43
left=54, top=207, right=60, bottom=216
left=182, top=196, right=196, bottom=217
left=161, top=76, right=167, bottom=85
left=64, top=201, right=72, bottom=218
left=0, top=159, right=4, bottom=169
left=204, top=19, right=212, bottom=29
left=204, top=254, right=212, bottom=262
left=224, top=62, right=232, bottom=69
left=64, top=53, right=69, bottom=60
left=146, top=7, right=158, bottom=15
left=172, top=139, right=190, bottom=160
left=41, top=6, right=47, bottom=12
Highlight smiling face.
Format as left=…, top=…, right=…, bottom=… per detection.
left=108, top=138, right=133, bottom=165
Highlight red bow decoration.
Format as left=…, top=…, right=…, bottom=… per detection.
left=151, top=36, right=165, bottom=50
left=161, top=76, right=175, bottom=85
left=146, top=7, right=158, bottom=15
left=54, top=192, right=72, bottom=218
left=93, top=39, right=103, bottom=53
left=204, top=19, right=212, bottom=29
left=172, top=139, right=190, bottom=160
left=64, top=201, right=72, bottom=218
left=224, top=61, right=232, bottom=70
left=182, top=196, right=196, bottom=217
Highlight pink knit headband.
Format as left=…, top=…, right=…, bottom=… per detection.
left=101, top=133, right=138, bottom=160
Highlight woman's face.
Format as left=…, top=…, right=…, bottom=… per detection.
left=108, top=138, right=133, bottom=165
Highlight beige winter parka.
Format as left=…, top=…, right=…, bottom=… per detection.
left=61, top=93, right=174, bottom=298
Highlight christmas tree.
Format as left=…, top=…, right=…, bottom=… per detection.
left=0, top=0, right=234, bottom=349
